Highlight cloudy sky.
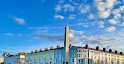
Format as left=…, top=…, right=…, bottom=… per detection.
left=0, top=0, right=124, bottom=55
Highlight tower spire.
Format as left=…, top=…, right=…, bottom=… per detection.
left=64, top=23, right=69, bottom=64
left=66, top=23, right=68, bottom=27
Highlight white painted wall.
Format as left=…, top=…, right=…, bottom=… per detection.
left=0, top=56, right=4, bottom=63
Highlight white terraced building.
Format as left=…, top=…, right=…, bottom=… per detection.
left=0, top=56, right=4, bottom=64
left=3, top=24, right=124, bottom=64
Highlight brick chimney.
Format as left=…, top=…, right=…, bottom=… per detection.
left=96, top=46, right=99, bottom=51
left=22, top=52, right=25, bottom=55
left=50, top=46, right=53, bottom=50
left=31, top=51, right=33, bottom=53
left=35, top=50, right=38, bottom=53
left=115, top=50, right=118, bottom=54
left=120, top=52, right=123, bottom=55
left=40, top=49, right=42, bottom=52
left=27, top=53, right=30, bottom=54
left=57, top=45, right=60, bottom=48
left=45, top=48, right=48, bottom=51
left=103, top=48, right=106, bottom=52
left=109, top=49, right=112, bottom=53
left=85, top=44, right=88, bottom=49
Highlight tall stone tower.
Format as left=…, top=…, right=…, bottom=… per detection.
left=64, top=23, right=69, bottom=64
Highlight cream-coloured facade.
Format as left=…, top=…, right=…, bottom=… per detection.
left=0, top=56, right=4, bottom=64
left=89, top=48, right=124, bottom=64
left=69, top=45, right=124, bottom=64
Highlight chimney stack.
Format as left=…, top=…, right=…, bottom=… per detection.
left=85, top=44, right=88, bottom=49
left=69, top=44, right=72, bottom=48
left=35, top=50, right=38, bottom=53
left=109, top=49, right=112, bottom=53
left=57, top=45, right=60, bottom=48
left=120, top=52, right=123, bottom=55
left=50, top=46, right=53, bottom=50
left=115, top=50, right=118, bottom=54
left=40, top=49, right=42, bottom=52
left=22, top=52, right=25, bottom=55
left=31, top=51, right=33, bottom=53
left=103, top=48, right=106, bottom=52
left=45, top=48, right=48, bottom=51
left=27, top=53, right=30, bottom=54
left=96, top=46, right=99, bottom=51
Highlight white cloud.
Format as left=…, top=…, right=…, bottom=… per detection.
left=58, top=0, right=64, bottom=4
left=98, top=10, right=111, bottom=18
left=102, top=29, right=124, bottom=51
left=119, top=6, right=124, bottom=12
left=69, top=30, right=84, bottom=35
left=34, top=29, right=84, bottom=43
left=105, top=26, right=116, bottom=32
left=55, top=5, right=61, bottom=12
left=5, top=33, right=24, bottom=37
left=69, top=30, right=84, bottom=43
left=112, top=5, right=124, bottom=20
left=108, top=19, right=118, bottom=24
left=98, top=21, right=104, bottom=28
left=88, top=14, right=94, bottom=19
left=78, top=23, right=88, bottom=27
left=94, top=0, right=102, bottom=2
left=68, top=0, right=79, bottom=6
left=81, top=36, right=119, bottom=45
left=106, top=0, right=117, bottom=9
left=112, top=9, right=120, bottom=15
left=119, top=22, right=124, bottom=26
left=97, top=2, right=106, bottom=11
left=13, top=16, right=26, bottom=25
left=95, top=0, right=119, bottom=18
left=5, top=33, right=14, bottom=36
left=63, top=4, right=75, bottom=12
left=121, top=22, right=124, bottom=26
left=79, top=4, right=90, bottom=14
left=114, top=14, right=121, bottom=19
left=54, top=15, right=64, bottom=19
left=68, top=14, right=76, bottom=20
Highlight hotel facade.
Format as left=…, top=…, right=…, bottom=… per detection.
left=3, top=24, right=124, bottom=64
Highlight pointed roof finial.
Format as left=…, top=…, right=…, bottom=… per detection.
left=66, top=23, right=68, bottom=27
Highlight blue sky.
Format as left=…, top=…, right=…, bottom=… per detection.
left=0, top=0, right=124, bottom=55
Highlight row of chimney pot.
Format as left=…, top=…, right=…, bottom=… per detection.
left=31, top=45, right=61, bottom=53
left=29, top=44, right=123, bottom=55
left=85, top=44, right=123, bottom=55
